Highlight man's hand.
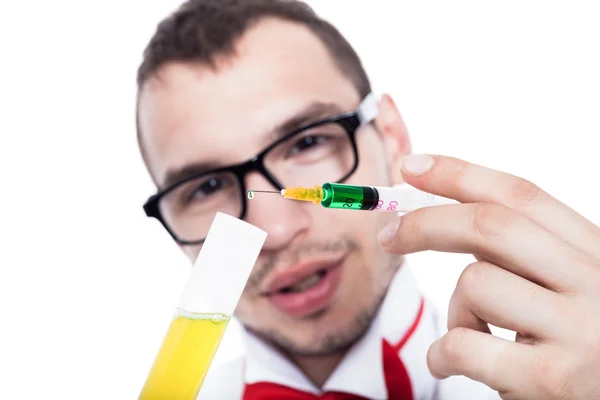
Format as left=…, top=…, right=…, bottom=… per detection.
left=378, top=154, right=600, bottom=399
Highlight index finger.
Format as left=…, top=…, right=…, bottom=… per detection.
left=400, top=154, right=600, bottom=260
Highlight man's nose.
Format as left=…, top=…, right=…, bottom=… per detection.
left=244, top=172, right=311, bottom=252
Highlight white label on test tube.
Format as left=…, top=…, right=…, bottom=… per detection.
left=178, top=212, right=267, bottom=315
left=372, top=185, right=456, bottom=212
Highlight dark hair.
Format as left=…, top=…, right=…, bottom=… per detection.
left=137, top=0, right=371, bottom=97
left=136, top=0, right=372, bottom=177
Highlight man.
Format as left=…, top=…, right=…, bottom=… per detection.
left=136, top=1, right=600, bottom=399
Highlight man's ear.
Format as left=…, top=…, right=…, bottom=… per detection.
left=374, top=94, right=412, bottom=184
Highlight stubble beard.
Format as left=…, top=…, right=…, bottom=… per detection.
left=246, top=253, right=401, bottom=358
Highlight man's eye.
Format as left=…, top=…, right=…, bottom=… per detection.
left=189, top=177, right=229, bottom=201
left=289, top=134, right=329, bottom=155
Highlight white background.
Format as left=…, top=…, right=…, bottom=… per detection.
left=1, top=1, right=599, bottom=398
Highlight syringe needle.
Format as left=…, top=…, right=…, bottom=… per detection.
left=247, top=190, right=282, bottom=199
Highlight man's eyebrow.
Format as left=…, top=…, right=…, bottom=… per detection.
left=268, top=101, right=348, bottom=143
left=162, top=161, right=218, bottom=190
left=160, top=102, right=349, bottom=190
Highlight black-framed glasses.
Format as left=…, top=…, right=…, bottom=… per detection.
left=143, top=93, right=379, bottom=245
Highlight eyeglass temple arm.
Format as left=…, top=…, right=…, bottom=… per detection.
left=357, top=92, right=380, bottom=126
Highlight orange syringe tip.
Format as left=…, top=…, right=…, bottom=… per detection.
left=281, top=185, right=323, bottom=205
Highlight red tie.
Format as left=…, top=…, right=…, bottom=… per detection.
left=243, top=298, right=424, bottom=400
left=242, top=382, right=368, bottom=399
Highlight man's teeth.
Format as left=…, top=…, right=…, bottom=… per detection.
left=280, top=270, right=327, bottom=294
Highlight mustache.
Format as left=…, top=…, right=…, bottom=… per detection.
left=245, top=236, right=358, bottom=291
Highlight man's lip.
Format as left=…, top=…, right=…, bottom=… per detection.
left=261, top=256, right=346, bottom=296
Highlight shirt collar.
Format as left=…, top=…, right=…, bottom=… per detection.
left=242, top=261, right=424, bottom=399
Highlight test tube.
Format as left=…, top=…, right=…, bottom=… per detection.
left=138, top=212, right=267, bottom=400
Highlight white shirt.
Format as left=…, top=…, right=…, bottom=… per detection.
left=198, top=264, right=502, bottom=399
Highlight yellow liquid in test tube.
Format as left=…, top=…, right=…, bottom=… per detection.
left=139, top=311, right=230, bottom=400
left=138, top=213, right=267, bottom=399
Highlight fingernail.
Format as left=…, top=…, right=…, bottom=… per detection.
left=402, top=154, right=435, bottom=176
left=379, top=220, right=400, bottom=246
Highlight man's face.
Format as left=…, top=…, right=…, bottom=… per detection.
left=138, top=19, right=409, bottom=356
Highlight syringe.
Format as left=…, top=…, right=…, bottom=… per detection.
left=248, top=182, right=454, bottom=212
